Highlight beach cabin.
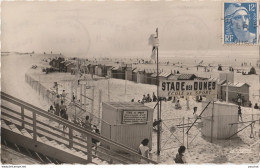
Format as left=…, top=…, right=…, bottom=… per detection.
left=65, top=62, right=76, bottom=73
left=125, top=64, right=133, bottom=81
left=49, top=59, right=55, bottom=67
left=177, top=74, right=197, bottom=80
left=107, top=67, right=113, bottom=78
left=220, top=82, right=250, bottom=106
left=201, top=101, right=238, bottom=139
left=137, top=69, right=145, bottom=84
left=144, top=69, right=156, bottom=84
left=52, top=58, right=59, bottom=68
left=95, top=65, right=103, bottom=77
left=88, top=64, right=96, bottom=75
left=132, top=68, right=139, bottom=82
left=94, top=65, right=99, bottom=76
left=216, top=80, right=226, bottom=100
left=158, top=71, right=172, bottom=82
left=54, top=57, right=65, bottom=70
left=103, top=65, right=113, bottom=77
left=117, top=65, right=127, bottom=80
left=111, top=66, right=120, bottom=79
left=60, top=61, right=66, bottom=72
left=79, top=65, right=89, bottom=74
left=101, top=102, right=153, bottom=151
left=150, top=69, right=163, bottom=85
left=150, top=73, right=157, bottom=85
left=257, top=60, right=260, bottom=68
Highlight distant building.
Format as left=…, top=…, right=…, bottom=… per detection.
left=220, top=82, right=250, bottom=106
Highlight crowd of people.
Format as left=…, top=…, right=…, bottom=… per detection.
left=48, top=91, right=69, bottom=131
left=48, top=89, right=101, bottom=149
left=137, top=92, right=158, bottom=103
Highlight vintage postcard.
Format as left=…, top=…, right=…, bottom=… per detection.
left=1, top=1, right=259, bottom=168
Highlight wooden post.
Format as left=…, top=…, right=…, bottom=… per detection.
left=125, top=72, right=127, bottom=101
left=187, top=117, right=189, bottom=149
left=186, top=97, right=190, bottom=111
left=156, top=28, right=160, bottom=155
left=183, top=117, right=185, bottom=145
left=211, top=101, right=214, bottom=143
left=80, top=84, right=83, bottom=108
left=75, top=83, right=78, bottom=102
left=33, top=112, right=37, bottom=142
left=98, top=89, right=102, bottom=125
left=84, top=84, right=87, bottom=112
left=69, top=128, right=73, bottom=148
left=91, top=87, right=94, bottom=122
left=21, top=107, right=25, bottom=128
left=71, top=81, right=73, bottom=101
left=226, top=75, right=229, bottom=103
left=87, top=135, right=92, bottom=162
left=108, top=79, right=110, bottom=102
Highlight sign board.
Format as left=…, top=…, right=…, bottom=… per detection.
left=159, top=80, right=217, bottom=97
left=122, top=110, right=148, bottom=124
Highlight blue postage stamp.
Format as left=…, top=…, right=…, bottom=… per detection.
left=224, top=2, right=258, bottom=44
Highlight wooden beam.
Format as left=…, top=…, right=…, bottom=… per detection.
left=229, top=120, right=258, bottom=125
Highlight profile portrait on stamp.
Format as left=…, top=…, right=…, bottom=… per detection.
left=224, top=2, right=258, bottom=44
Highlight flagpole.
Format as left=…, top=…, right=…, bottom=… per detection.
left=156, top=28, right=161, bottom=155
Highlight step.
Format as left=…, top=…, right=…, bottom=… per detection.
left=92, top=158, right=108, bottom=165
left=50, top=140, right=59, bottom=146
left=77, top=151, right=86, bottom=159
left=21, top=129, right=33, bottom=139
left=9, top=124, right=22, bottom=134
left=1, top=120, right=11, bottom=130
left=59, top=144, right=71, bottom=153
left=40, top=136, right=51, bottom=144
left=70, top=148, right=79, bottom=155
left=29, top=133, right=44, bottom=143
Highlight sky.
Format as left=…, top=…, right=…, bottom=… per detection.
left=1, top=1, right=259, bottom=58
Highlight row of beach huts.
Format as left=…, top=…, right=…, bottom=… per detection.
left=48, top=57, right=251, bottom=106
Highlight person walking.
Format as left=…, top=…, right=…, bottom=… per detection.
left=54, top=95, right=61, bottom=116
left=61, top=90, right=67, bottom=102
left=238, top=106, right=243, bottom=122
left=81, top=115, right=92, bottom=139
left=59, top=100, right=67, bottom=129
left=174, top=146, right=187, bottom=164
left=138, top=138, right=150, bottom=164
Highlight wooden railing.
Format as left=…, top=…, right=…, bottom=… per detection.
left=1, top=91, right=157, bottom=164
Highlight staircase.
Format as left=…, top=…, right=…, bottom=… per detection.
left=1, top=120, right=104, bottom=164
left=1, top=91, right=157, bottom=164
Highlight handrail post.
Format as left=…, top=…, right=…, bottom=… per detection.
left=87, top=135, right=92, bottom=163
left=69, top=128, right=73, bottom=148
left=21, top=107, right=25, bottom=128
left=33, top=112, right=37, bottom=142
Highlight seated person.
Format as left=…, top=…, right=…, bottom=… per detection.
left=142, top=95, right=146, bottom=103
left=147, top=94, right=152, bottom=102
left=254, top=103, right=259, bottom=109
left=175, top=100, right=182, bottom=110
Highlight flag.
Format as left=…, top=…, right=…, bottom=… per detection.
left=149, top=29, right=159, bottom=61
left=149, top=34, right=159, bottom=47
left=151, top=46, right=156, bottom=60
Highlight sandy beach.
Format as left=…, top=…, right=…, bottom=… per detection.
left=2, top=53, right=259, bottom=164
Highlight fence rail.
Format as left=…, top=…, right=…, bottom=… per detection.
left=1, top=91, right=157, bottom=164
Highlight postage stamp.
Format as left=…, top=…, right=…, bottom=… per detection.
left=223, top=2, right=258, bottom=45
